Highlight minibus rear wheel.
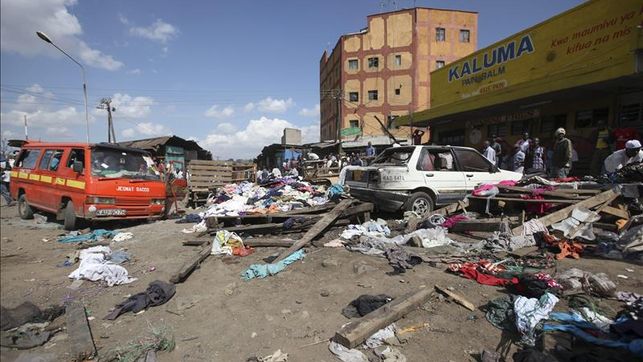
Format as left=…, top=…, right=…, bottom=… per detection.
left=63, top=201, right=77, bottom=230
left=18, top=194, right=34, bottom=220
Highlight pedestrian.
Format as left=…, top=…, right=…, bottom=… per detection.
left=412, top=129, right=425, bottom=145
left=590, top=120, right=612, bottom=177
left=550, top=128, right=573, bottom=178
left=1, top=161, right=14, bottom=206
left=351, top=153, right=364, bottom=166
left=603, top=139, right=643, bottom=173
left=525, top=137, right=546, bottom=172
left=516, top=132, right=530, bottom=153
left=490, top=135, right=502, bottom=167
left=512, top=147, right=525, bottom=174
left=365, top=142, right=376, bottom=157
left=482, top=140, right=496, bottom=163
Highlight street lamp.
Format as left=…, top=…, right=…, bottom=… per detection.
left=36, top=31, right=90, bottom=143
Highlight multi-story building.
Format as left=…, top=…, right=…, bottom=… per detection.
left=319, top=7, right=478, bottom=145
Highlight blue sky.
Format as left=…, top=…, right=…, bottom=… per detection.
left=1, top=0, right=584, bottom=159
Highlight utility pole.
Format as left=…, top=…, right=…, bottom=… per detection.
left=333, top=89, right=343, bottom=155
left=23, top=115, right=28, bottom=140
left=97, top=98, right=116, bottom=143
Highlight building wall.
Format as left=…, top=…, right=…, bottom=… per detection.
left=319, top=7, right=478, bottom=144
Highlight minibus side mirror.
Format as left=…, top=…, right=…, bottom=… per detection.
left=72, top=161, right=84, bottom=173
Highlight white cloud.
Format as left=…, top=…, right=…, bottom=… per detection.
left=243, top=102, right=255, bottom=113
left=0, top=0, right=124, bottom=71
left=130, top=19, right=178, bottom=43
left=298, top=104, right=320, bottom=117
left=109, top=93, right=155, bottom=118
left=257, top=97, right=294, bottom=113
left=26, top=84, right=44, bottom=93
left=204, top=105, right=234, bottom=119
left=216, top=122, right=237, bottom=135
left=118, top=14, right=129, bottom=25
left=127, top=68, right=141, bottom=75
left=121, top=122, right=170, bottom=138
left=197, top=116, right=319, bottom=159
left=2, top=130, right=16, bottom=138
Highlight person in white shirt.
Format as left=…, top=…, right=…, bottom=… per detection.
left=513, top=147, right=525, bottom=174
left=603, top=139, right=643, bottom=173
left=482, top=141, right=496, bottom=163
left=1, top=162, right=13, bottom=205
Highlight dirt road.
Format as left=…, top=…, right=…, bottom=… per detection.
left=1, top=204, right=641, bottom=361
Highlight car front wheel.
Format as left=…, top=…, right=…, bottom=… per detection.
left=18, top=194, right=34, bottom=220
left=406, top=192, right=434, bottom=217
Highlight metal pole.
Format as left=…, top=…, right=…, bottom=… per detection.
left=24, top=115, right=28, bottom=140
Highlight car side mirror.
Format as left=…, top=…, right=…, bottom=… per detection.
left=72, top=161, right=83, bottom=173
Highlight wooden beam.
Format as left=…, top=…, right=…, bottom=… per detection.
left=170, top=241, right=212, bottom=284
left=468, top=196, right=578, bottom=204
left=600, top=205, right=629, bottom=219
left=496, top=185, right=589, bottom=200
left=450, top=219, right=518, bottom=232
left=244, top=239, right=295, bottom=247
left=66, top=301, right=96, bottom=361
left=446, top=233, right=482, bottom=244
left=434, top=285, right=475, bottom=311
left=274, top=199, right=353, bottom=262
left=512, top=189, right=620, bottom=235
left=333, top=286, right=432, bottom=348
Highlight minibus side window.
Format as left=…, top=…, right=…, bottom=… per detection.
left=49, top=150, right=64, bottom=171
left=17, top=149, right=41, bottom=169
left=66, top=149, right=85, bottom=173
left=39, top=150, right=54, bottom=170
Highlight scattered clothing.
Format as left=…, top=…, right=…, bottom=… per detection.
left=182, top=220, right=208, bottom=234
left=448, top=260, right=518, bottom=286
left=551, top=206, right=600, bottom=240
left=211, top=230, right=245, bottom=256
left=485, top=295, right=517, bottom=332
left=176, top=213, right=202, bottom=224
left=507, top=273, right=562, bottom=298
left=555, top=268, right=616, bottom=297
left=68, top=246, right=136, bottom=286
left=109, top=250, right=131, bottom=264
left=112, top=232, right=134, bottom=242
left=342, top=294, right=393, bottom=319
left=241, top=250, right=305, bottom=280
left=328, top=341, right=368, bottom=362
left=1, top=303, right=64, bottom=332
left=341, top=219, right=391, bottom=239
left=365, top=324, right=397, bottom=349
left=57, top=229, right=117, bottom=244
left=514, top=292, right=559, bottom=345
left=104, top=280, right=176, bottom=320
left=384, top=247, right=422, bottom=273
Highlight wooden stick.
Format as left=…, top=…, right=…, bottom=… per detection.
left=66, top=301, right=96, bottom=362
left=170, top=241, right=212, bottom=283
left=512, top=189, right=619, bottom=235
left=274, top=199, right=353, bottom=262
left=333, top=286, right=432, bottom=348
left=244, top=239, right=295, bottom=247
left=434, top=285, right=475, bottom=311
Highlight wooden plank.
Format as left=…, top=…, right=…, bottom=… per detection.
left=512, top=189, right=620, bottom=235
left=446, top=233, right=482, bottom=244
left=432, top=199, right=469, bottom=216
left=600, top=205, right=629, bottom=219
left=333, top=286, right=432, bottom=348
left=245, top=239, right=295, bottom=247
left=170, top=241, right=212, bottom=283
left=434, top=285, right=475, bottom=311
left=66, top=301, right=96, bottom=361
left=274, top=199, right=353, bottom=262
left=497, top=185, right=589, bottom=200
left=450, top=219, right=516, bottom=232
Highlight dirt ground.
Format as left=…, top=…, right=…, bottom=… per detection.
left=1, top=203, right=642, bottom=362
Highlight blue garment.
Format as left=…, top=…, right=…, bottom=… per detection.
left=327, top=183, right=345, bottom=201
left=241, top=250, right=305, bottom=280
left=366, top=146, right=376, bottom=157
left=544, top=312, right=643, bottom=357
left=57, top=229, right=117, bottom=243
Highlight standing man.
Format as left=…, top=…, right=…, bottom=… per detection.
left=516, top=132, right=531, bottom=153
left=525, top=137, right=546, bottom=172
left=365, top=142, right=376, bottom=157
left=603, top=139, right=643, bottom=173
left=1, top=161, right=14, bottom=206
left=482, top=141, right=496, bottom=163
left=550, top=128, right=573, bottom=178
left=513, top=147, right=526, bottom=174
left=412, top=129, right=425, bottom=145
left=490, top=135, right=502, bottom=167
left=590, top=120, right=612, bottom=177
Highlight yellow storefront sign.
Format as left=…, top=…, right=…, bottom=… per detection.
left=397, top=0, right=643, bottom=125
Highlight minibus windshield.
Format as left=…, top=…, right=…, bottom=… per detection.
left=91, top=146, right=160, bottom=180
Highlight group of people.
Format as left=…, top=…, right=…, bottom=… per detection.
left=482, top=125, right=643, bottom=178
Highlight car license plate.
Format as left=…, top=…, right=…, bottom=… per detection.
left=96, top=209, right=127, bottom=216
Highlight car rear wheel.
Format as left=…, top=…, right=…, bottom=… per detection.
left=63, top=201, right=77, bottom=231
left=18, top=194, right=34, bottom=220
left=406, top=192, right=434, bottom=217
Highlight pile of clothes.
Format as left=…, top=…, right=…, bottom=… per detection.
left=203, top=179, right=329, bottom=217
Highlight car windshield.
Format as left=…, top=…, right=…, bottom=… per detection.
left=91, top=146, right=159, bottom=180
left=372, top=147, right=414, bottom=165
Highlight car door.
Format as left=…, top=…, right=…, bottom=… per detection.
left=416, top=147, right=468, bottom=204
left=37, top=148, right=65, bottom=210
left=452, top=148, right=499, bottom=190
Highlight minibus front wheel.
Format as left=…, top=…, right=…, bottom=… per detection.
left=18, top=194, right=34, bottom=220
left=63, top=201, right=77, bottom=231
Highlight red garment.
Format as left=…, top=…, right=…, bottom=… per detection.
left=497, top=180, right=518, bottom=186
left=448, top=261, right=518, bottom=286
left=441, top=214, right=468, bottom=229
left=232, top=247, right=255, bottom=257
left=613, top=128, right=640, bottom=150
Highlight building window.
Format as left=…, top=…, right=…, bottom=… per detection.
left=349, top=92, right=359, bottom=102
left=349, top=120, right=359, bottom=128
left=540, top=114, right=567, bottom=134
left=368, top=90, right=378, bottom=101
left=348, top=59, right=358, bottom=70
left=368, top=57, right=379, bottom=68
left=511, top=120, right=532, bottom=135
left=436, top=27, right=446, bottom=42
left=575, top=108, right=609, bottom=128
left=487, top=123, right=509, bottom=138
left=394, top=88, right=401, bottom=96
left=460, top=29, right=470, bottom=43
left=394, top=54, right=402, bottom=66
left=435, top=60, right=445, bottom=69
